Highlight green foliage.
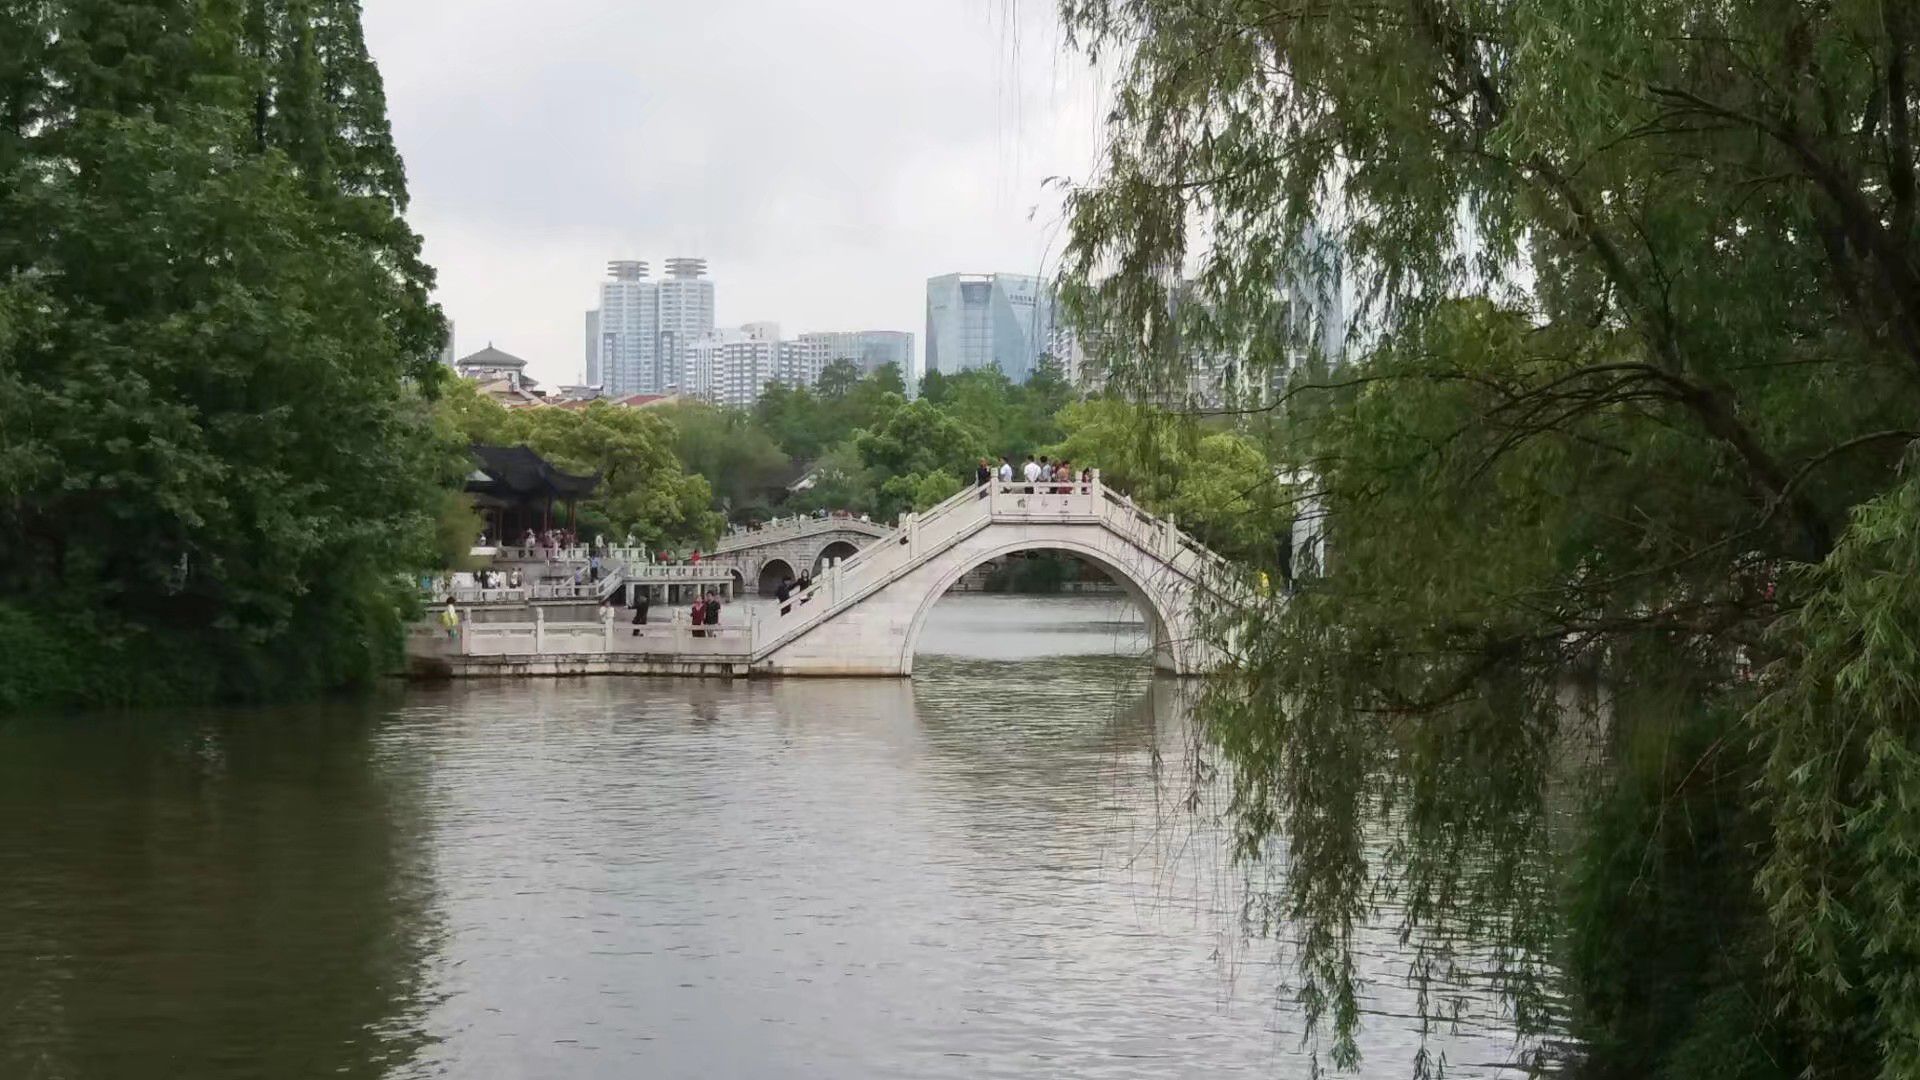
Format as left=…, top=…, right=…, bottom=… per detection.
left=788, top=440, right=877, bottom=518
left=656, top=401, right=790, bottom=512
left=749, top=369, right=905, bottom=464
left=1048, top=399, right=1274, bottom=560
left=439, top=383, right=721, bottom=550
left=877, top=470, right=964, bottom=517
left=0, top=2, right=451, bottom=711
left=1563, top=679, right=1789, bottom=1080
left=928, top=367, right=1069, bottom=458
left=982, top=552, right=1077, bottom=593
left=854, top=399, right=985, bottom=520
left=816, top=357, right=862, bottom=399
left=1057, top=0, right=1920, bottom=1073
left=1751, top=463, right=1920, bottom=1080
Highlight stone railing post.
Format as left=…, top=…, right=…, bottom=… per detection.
left=831, top=557, right=845, bottom=603
left=906, top=512, right=921, bottom=557
left=534, top=606, right=546, bottom=654
left=601, top=604, right=614, bottom=652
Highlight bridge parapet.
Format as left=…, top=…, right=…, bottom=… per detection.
left=714, top=516, right=889, bottom=554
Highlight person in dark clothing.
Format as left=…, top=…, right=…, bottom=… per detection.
left=775, top=576, right=792, bottom=613
left=704, top=592, right=723, bottom=628
left=631, top=587, right=650, bottom=634
left=974, top=458, right=992, bottom=490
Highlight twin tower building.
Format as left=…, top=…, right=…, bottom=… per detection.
left=584, top=259, right=1061, bottom=407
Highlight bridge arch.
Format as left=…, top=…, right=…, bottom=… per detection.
left=757, top=558, right=797, bottom=595
left=812, top=540, right=861, bottom=576
left=897, top=536, right=1194, bottom=676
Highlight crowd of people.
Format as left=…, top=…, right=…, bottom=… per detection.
left=974, top=455, right=1094, bottom=494
left=470, top=567, right=524, bottom=591
left=473, top=528, right=659, bottom=560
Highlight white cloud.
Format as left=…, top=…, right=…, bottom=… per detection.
left=360, top=0, right=1109, bottom=386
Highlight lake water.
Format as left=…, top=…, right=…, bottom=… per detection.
left=0, top=595, right=1534, bottom=1078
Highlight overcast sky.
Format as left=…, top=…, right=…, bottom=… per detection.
left=359, top=0, right=1109, bottom=387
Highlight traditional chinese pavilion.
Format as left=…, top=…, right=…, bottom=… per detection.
left=465, top=445, right=601, bottom=541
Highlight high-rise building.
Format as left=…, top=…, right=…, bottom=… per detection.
left=657, top=257, right=715, bottom=392
left=924, top=273, right=1056, bottom=383
left=686, top=324, right=823, bottom=409
left=795, top=330, right=915, bottom=390
left=583, top=309, right=600, bottom=386
left=590, top=257, right=717, bottom=395
left=597, top=260, right=658, bottom=396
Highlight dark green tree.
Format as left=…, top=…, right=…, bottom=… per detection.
left=815, top=357, right=861, bottom=400
left=751, top=382, right=832, bottom=462
left=853, top=399, right=986, bottom=520
left=868, top=361, right=907, bottom=398
left=917, top=368, right=948, bottom=404
left=656, top=400, right=790, bottom=519
left=0, top=1, right=451, bottom=709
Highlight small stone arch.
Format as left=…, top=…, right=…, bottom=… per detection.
left=757, top=558, right=797, bottom=595
left=812, top=540, right=861, bottom=577
left=898, top=537, right=1193, bottom=676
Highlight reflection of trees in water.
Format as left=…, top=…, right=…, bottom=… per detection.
left=0, top=702, right=442, bottom=1079
left=910, top=658, right=1545, bottom=1074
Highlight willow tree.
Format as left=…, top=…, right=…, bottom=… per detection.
left=0, top=1, right=451, bottom=709
left=1056, top=0, right=1920, bottom=1075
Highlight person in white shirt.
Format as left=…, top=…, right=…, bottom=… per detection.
left=998, top=457, right=1014, bottom=483
left=1022, top=454, right=1041, bottom=491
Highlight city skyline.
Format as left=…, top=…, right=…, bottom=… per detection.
left=358, top=1, right=1107, bottom=389
left=580, top=254, right=924, bottom=407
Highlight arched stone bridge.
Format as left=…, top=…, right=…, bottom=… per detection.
left=709, top=516, right=892, bottom=594
left=423, top=480, right=1238, bottom=678
left=747, top=481, right=1230, bottom=675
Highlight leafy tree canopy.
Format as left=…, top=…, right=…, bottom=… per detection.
left=1058, top=0, right=1920, bottom=1074
left=654, top=401, right=790, bottom=514
left=438, top=382, right=721, bottom=550
left=0, top=0, right=451, bottom=710
left=853, top=399, right=987, bottom=520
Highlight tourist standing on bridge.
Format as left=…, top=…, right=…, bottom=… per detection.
left=440, top=600, right=460, bottom=641
left=1023, top=454, right=1041, bottom=492
left=631, top=587, right=649, bottom=632
left=999, top=456, right=1014, bottom=484
left=704, top=591, right=722, bottom=630
left=975, top=458, right=992, bottom=486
